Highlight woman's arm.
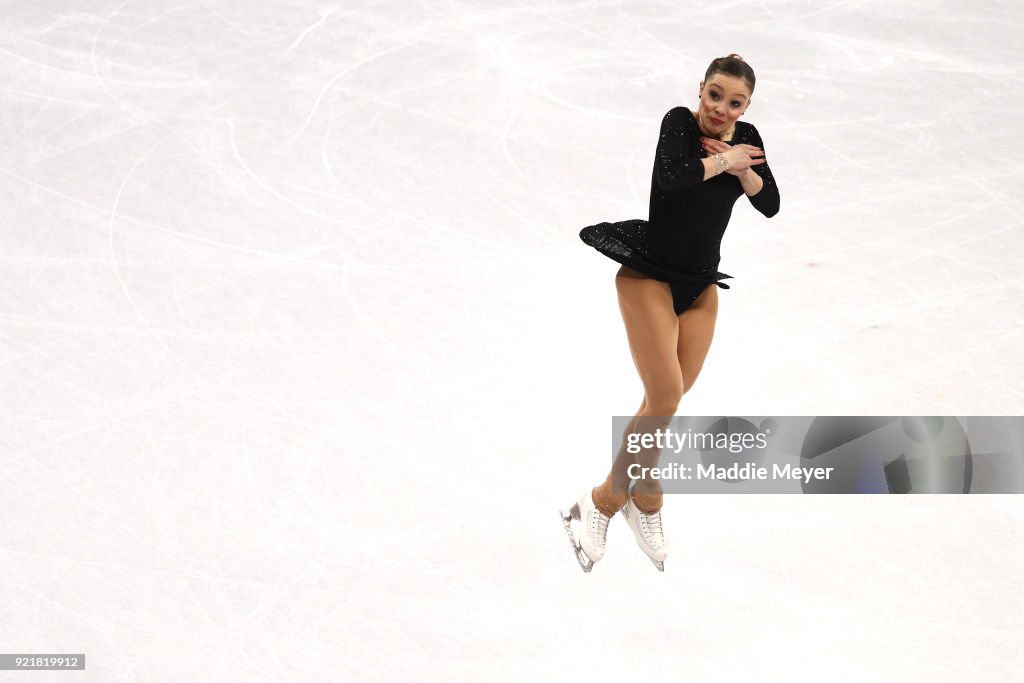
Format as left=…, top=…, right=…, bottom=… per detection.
left=736, top=167, right=763, bottom=196
left=700, top=124, right=781, bottom=217
left=741, top=125, right=780, bottom=218
left=654, top=107, right=730, bottom=190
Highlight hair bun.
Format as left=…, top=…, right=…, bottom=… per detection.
left=727, top=53, right=743, bottom=60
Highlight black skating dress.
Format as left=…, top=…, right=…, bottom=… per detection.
left=579, top=105, right=780, bottom=314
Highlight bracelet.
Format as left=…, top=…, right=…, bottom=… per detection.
left=713, top=152, right=730, bottom=174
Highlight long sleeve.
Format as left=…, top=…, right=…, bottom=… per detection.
left=746, top=124, right=780, bottom=218
left=654, top=107, right=706, bottom=191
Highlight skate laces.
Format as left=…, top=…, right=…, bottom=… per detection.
left=589, top=510, right=610, bottom=547
left=639, top=510, right=665, bottom=548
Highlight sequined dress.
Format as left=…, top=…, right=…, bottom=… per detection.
left=579, top=105, right=780, bottom=292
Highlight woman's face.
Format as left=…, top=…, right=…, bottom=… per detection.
left=697, top=74, right=751, bottom=134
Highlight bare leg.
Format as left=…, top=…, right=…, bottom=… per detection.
left=593, top=269, right=721, bottom=515
left=592, top=266, right=683, bottom=515
left=593, top=398, right=646, bottom=516
left=677, top=283, right=718, bottom=393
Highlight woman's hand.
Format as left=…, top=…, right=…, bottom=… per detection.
left=700, top=137, right=765, bottom=175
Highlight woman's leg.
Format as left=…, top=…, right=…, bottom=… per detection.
left=593, top=279, right=721, bottom=516
left=677, top=284, right=719, bottom=393
left=630, top=283, right=720, bottom=513
left=592, top=266, right=684, bottom=516
left=593, top=398, right=646, bottom=515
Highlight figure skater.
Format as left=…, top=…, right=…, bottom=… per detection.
left=561, top=54, right=781, bottom=571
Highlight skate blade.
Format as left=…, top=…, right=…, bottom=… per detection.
left=559, top=506, right=594, bottom=573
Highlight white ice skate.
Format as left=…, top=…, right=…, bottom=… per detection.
left=559, top=490, right=611, bottom=572
left=621, top=493, right=669, bottom=571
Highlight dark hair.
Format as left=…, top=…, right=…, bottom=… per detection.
left=704, top=53, right=756, bottom=95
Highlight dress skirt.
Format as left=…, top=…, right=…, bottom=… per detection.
left=579, top=219, right=733, bottom=290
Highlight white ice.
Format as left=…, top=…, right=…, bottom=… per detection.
left=1, top=0, right=1022, bottom=680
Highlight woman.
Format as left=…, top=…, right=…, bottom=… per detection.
left=561, top=54, right=780, bottom=572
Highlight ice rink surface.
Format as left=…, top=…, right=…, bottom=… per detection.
left=1, top=0, right=1022, bottom=680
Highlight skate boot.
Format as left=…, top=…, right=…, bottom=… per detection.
left=621, top=492, right=668, bottom=571
left=559, top=490, right=612, bottom=572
